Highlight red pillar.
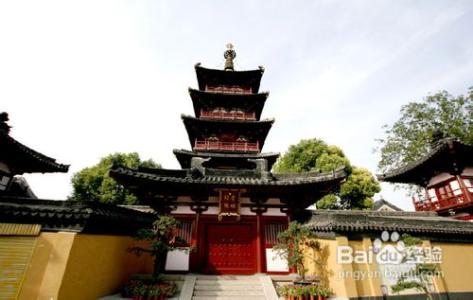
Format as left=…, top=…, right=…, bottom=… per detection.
left=256, top=212, right=263, bottom=273
left=190, top=213, right=200, bottom=272
left=457, top=175, right=473, bottom=203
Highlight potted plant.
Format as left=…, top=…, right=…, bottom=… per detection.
left=122, top=216, right=182, bottom=299
left=307, top=285, right=318, bottom=300
left=131, top=283, right=146, bottom=300
left=162, top=282, right=177, bottom=299
left=317, top=286, right=332, bottom=300
left=273, top=221, right=321, bottom=283
left=147, top=285, right=161, bottom=300
left=278, top=286, right=290, bottom=298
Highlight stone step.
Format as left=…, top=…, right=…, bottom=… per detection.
left=195, top=280, right=263, bottom=286
left=194, top=285, right=263, bottom=291
left=192, top=296, right=266, bottom=300
left=194, top=290, right=265, bottom=296
left=196, top=275, right=260, bottom=281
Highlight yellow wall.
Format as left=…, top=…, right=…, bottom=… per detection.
left=432, top=242, right=473, bottom=293
left=19, top=232, right=153, bottom=300
left=20, top=232, right=75, bottom=300
left=348, top=238, right=382, bottom=298
left=304, top=237, right=359, bottom=298
left=304, top=237, right=473, bottom=298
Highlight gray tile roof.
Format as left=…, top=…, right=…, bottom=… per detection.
left=306, top=210, right=473, bottom=235
left=0, top=197, right=154, bottom=234
left=372, top=199, right=403, bottom=211
left=110, top=165, right=347, bottom=187
left=0, top=126, right=69, bottom=174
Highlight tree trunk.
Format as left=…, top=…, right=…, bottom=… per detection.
left=153, top=249, right=168, bottom=279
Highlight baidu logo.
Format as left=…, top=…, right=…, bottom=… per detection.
left=372, top=231, right=405, bottom=265
left=336, top=230, right=442, bottom=265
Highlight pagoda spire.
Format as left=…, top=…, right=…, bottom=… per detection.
left=224, top=43, right=236, bottom=71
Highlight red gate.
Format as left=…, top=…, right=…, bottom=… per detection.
left=204, top=223, right=256, bottom=274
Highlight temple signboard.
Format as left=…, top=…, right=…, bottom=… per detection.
left=218, top=189, right=241, bottom=220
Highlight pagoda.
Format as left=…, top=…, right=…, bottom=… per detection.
left=110, top=45, right=347, bottom=275
left=378, top=133, right=473, bottom=220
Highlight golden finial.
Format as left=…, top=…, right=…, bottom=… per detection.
left=224, top=43, right=236, bottom=71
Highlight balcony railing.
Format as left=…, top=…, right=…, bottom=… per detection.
left=194, top=140, right=259, bottom=152
left=413, top=192, right=473, bottom=212
left=205, top=85, right=252, bottom=94
left=200, top=110, right=256, bottom=121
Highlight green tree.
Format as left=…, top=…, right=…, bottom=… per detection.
left=273, top=221, right=320, bottom=281
left=129, top=215, right=183, bottom=278
left=273, top=138, right=380, bottom=210
left=391, top=234, right=440, bottom=300
left=70, top=152, right=160, bottom=204
left=377, top=88, right=473, bottom=173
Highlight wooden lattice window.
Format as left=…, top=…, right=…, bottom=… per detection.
left=177, top=220, right=193, bottom=245
left=264, top=223, right=286, bottom=247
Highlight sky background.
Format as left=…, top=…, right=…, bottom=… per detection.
left=1, top=1, right=473, bottom=210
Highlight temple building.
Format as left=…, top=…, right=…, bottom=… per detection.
left=110, top=45, right=347, bottom=275
left=0, top=112, right=69, bottom=197
left=378, top=134, right=473, bottom=220
left=3, top=49, right=473, bottom=299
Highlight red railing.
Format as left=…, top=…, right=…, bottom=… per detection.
left=194, top=140, right=259, bottom=152
left=200, top=110, right=256, bottom=121
left=413, top=192, right=473, bottom=212
left=205, top=85, right=252, bottom=94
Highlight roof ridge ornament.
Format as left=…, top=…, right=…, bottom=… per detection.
left=430, top=128, right=445, bottom=147
left=0, top=112, right=11, bottom=134
left=224, top=43, right=236, bottom=71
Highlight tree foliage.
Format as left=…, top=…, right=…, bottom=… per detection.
left=129, top=216, right=183, bottom=278
left=273, top=221, right=320, bottom=281
left=273, top=138, right=380, bottom=210
left=377, top=88, right=473, bottom=173
left=70, top=152, right=160, bottom=204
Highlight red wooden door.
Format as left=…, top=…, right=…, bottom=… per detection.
left=204, top=224, right=256, bottom=274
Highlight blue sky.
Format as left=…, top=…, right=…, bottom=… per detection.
left=1, top=1, right=472, bottom=210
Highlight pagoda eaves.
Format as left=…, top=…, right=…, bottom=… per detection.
left=189, top=88, right=269, bottom=120
left=195, top=63, right=264, bottom=94
left=173, top=149, right=280, bottom=170
left=181, top=114, right=274, bottom=153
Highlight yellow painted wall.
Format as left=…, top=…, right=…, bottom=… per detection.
left=432, top=242, right=473, bottom=293
left=58, top=234, right=153, bottom=300
left=304, top=237, right=473, bottom=299
left=348, top=239, right=382, bottom=298
left=19, top=232, right=75, bottom=300
left=19, top=232, right=153, bottom=300
left=304, top=237, right=359, bottom=299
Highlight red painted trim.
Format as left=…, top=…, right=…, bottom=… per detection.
left=455, top=215, right=473, bottom=221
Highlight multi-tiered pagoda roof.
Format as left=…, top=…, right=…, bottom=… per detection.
left=110, top=46, right=347, bottom=218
